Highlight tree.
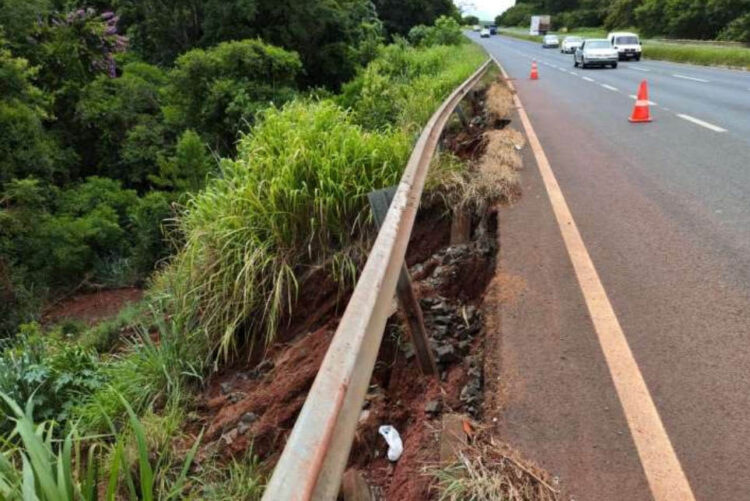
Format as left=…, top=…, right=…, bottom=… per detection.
left=0, top=40, right=62, bottom=186
left=408, top=16, right=465, bottom=46
left=496, top=2, right=537, bottom=27
left=463, top=15, right=480, bottom=25
left=149, top=130, right=214, bottom=192
left=76, top=62, right=169, bottom=188
left=373, top=0, right=459, bottom=36
left=164, top=39, right=301, bottom=154
left=114, top=0, right=382, bottom=89
left=604, top=0, right=642, bottom=30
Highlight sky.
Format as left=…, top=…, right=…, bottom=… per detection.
left=456, top=0, right=516, bottom=21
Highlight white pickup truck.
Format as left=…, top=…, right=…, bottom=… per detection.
left=608, top=32, right=642, bottom=61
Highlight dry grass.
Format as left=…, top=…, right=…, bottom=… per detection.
left=486, top=82, right=515, bottom=122
left=427, top=125, right=526, bottom=216
left=427, top=431, right=559, bottom=501
left=481, top=128, right=525, bottom=172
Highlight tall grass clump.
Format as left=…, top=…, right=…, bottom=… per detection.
left=157, top=42, right=487, bottom=362
left=158, top=100, right=411, bottom=360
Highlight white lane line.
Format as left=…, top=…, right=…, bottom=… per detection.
left=569, top=71, right=578, bottom=76
left=629, top=94, right=658, bottom=106
left=493, top=55, right=697, bottom=501
left=582, top=76, right=595, bottom=82
left=601, top=84, right=619, bottom=92
left=676, top=114, right=727, bottom=132
left=629, top=66, right=650, bottom=72
left=673, top=74, right=710, bottom=83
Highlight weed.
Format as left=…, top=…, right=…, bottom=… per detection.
left=428, top=434, right=558, bottom=501
left=0, top=392, right=202, bottom=500
left=197, top=450, right=265, bottom=500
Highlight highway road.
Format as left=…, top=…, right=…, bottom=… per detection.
left=469, top=33, right=750, bottom=500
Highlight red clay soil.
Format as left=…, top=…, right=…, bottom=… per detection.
left=42, top=287, right=142, bottom=325
left=196, top=323, right=337, bottom=460
left=188, top=206, right=498, bottom=499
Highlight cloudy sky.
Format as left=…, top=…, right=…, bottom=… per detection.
left=456, top=0, right=516, bottom=21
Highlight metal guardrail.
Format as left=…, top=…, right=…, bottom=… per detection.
left=261, top=58, right=491, bottom=501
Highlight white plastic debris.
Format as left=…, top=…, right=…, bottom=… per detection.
left=378, top=425, right=403, bottom=462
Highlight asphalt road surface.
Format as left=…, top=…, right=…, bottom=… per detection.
left=469, top=32, right=750, bottom=500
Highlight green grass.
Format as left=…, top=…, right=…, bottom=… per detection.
left=0, top=392, right=202, bottom=500
left=641, top=41, right=750, bottom=69
left=155, top=42, right=486, bottom=362
left=497, top=26, right=750, bottom=69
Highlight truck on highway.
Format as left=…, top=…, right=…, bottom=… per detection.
left=530, top=15, right=551, bottom=36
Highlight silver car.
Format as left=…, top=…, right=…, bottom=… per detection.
left=574, top=39, right=618, bottom=69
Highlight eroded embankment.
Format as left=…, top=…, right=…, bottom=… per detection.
left=188, top=71, right=557, bottom=500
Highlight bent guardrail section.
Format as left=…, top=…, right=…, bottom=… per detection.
left=261, top=58, right=491, bottom=500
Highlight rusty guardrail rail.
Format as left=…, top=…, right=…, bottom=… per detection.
left=262, top=58, right=491, bottom=501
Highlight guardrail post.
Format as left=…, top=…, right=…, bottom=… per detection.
left=368, top=188, right=438, bottom=377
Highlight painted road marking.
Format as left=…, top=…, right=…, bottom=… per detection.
left=630, top=66, right=651, bottom=72
left=493, top=55, right=697, bottom=501
left=673, top=74, right=710, bottom=83
left=629, top=94, right=658, bottom=106
left=582, top=76, right=595, bottom=82
left=570, top=71, right=578, bottom=76
left=601, top=84, right=619, bottom=92
left=677, top=114, right=727, bottom=132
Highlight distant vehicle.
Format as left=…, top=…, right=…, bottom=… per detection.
left=489, top=25, right=497, bottom=35
left=561, top=36, right=583, bottom=54
left=608, top=32, right=642, bottom=61
left=480, top=28, right=491, bottom=38
left=530, top=15, right=551, bottom=36
left=542, top=35, right=560, bottom=48
left=574, top=39, right=618, bottom=68
left=473, top=25, right=481, bottom=32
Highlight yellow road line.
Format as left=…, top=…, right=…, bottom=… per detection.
left=492, top=56, right=696, bottom=501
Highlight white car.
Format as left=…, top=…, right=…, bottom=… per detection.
left=480, top=28, right=490, bottom=38
left=608, top=31, right=642, bottom=61
left=561, top=36, right=583, bottom=54
left=542, top=35, right=559, bottom=48
left=473, top=25, right=481, bottom=32
left=574, top=39, right=618, bottom=69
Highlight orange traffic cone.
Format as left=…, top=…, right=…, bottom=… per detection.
left=530, top=61, right=539, bottom=80
left=629, top=80, right=652, bottom=123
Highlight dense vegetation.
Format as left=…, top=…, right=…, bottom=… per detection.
left=0, top=0, right=463, bottom=339
left=0, top=1, right=484, bottom=496
left=496, top=0, right=750, bottom=42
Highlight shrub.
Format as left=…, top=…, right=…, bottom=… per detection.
left=408, top=16, right=464, bottom=47
left=150, top=129, right=215, bottom=192
left=74, top=311, right=207, bottom=433
left=164, top=39, right=301, bottom=154
left=130, top=191, right=176, bottom=275
left=76, top=62, right=169, bottom=188
left=0, top=323, right=106, bottom=434
left=0, top=40, right=62, bottom=186
left=0, top=392, right=202, bottom=500
left=340, top=43, right=486, bottom=130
